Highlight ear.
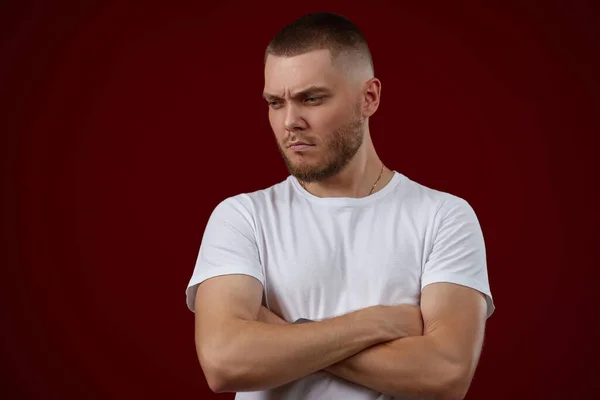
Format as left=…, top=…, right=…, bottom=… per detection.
left=362, top=78, right=381, bottom=117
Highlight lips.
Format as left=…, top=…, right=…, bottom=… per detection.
left=287, top=141, right=312, bottom=148
left=288, top=143, right=314, bottom=152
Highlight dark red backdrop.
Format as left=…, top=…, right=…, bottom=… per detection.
left=2, top=1, right=598, bottom=399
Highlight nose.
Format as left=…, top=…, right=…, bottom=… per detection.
left=284, top=103, right=308, bottom=132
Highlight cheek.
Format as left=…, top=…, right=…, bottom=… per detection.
left=268, top=111, right=278, bottom=131
left=269, top=109, right=283, bottom=127
left=310, top=107, right=345, bottom=134
left=269, top=113, right=285, bottom=141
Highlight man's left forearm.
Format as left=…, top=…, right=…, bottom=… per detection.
left=259, top=307, right=468, bottom=400
left=325, top=335, right=467, bottom=400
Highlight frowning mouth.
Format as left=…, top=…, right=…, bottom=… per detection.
left=288, top=143, right=315, bottom=152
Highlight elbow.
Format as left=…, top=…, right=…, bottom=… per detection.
left=199, top=348, right=236, bottom=393
left=205, top=372, right=227, bottom=394
left=203, top=362, right=229, bottom=393
left=386, top=361, right=472, bottom=400
left=200, top=362, right=225, bottom=393
left=200, top=347, right=259, bottom=393
left=435, top=362, right=472, bottom=400
left=395, top=361, right=469, bottom=400
left=203, top=359, right=240, bottom=393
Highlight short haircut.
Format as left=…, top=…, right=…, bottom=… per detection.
left=265, top=12, right=374, bottom=74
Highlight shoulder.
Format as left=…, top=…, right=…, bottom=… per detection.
left=211, top=176, right=294, bottom=221
left=396, top=173, right=474, bottom=220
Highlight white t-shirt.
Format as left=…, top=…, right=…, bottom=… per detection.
left=186, top=171, right=494, bottom=400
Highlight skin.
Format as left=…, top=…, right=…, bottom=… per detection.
left=193, top=47, right=489, bottom=399
left=263, top=48, right=395, bottom=197
left=259, top=49, right=488, bottom=399
left=257, top=284, right=487, bottom=400
left=195, top=275, right=423, bottom=393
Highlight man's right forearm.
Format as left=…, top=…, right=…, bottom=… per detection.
left=200, top=308, right=387, bottom=393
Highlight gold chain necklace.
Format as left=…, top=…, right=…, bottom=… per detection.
left=299, top=161, right=385, bottom=196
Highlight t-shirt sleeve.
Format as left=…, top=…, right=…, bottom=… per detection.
left=421, top=196, right=495, bottom=319
left=185, top=196, right=264, bottom=313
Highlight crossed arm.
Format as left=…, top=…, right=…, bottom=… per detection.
left=194, top=274, right=488, bottom=400
left=258, top=283, right=487, bottom=400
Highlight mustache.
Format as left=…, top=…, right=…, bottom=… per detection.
left=283, top=137, right=314, bottom=146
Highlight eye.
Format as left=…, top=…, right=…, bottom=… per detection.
left=305, top=97, right=322, bottom=104
left=268, top=100, right=283, bottom=109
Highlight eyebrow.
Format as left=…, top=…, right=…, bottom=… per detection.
left=262, top=85, right=332, bottom=100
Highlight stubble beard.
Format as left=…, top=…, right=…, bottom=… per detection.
left=277, top=111, right=365, bottom=183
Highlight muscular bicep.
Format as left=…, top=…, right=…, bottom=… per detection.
left=420, top=282, right=488, bottom=369
left=194, top=274, right=264, bottom=364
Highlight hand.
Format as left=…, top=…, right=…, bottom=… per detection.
left=257, top=306, right=290, bottom=325
left=358, top=304, right=424, bottom=342
left=258, top=304, right=423, bottom=341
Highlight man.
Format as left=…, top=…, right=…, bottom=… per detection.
left=185, top=12, right=494, bottom=400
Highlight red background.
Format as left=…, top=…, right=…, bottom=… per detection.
left=2, top=1, right=599, bottom=398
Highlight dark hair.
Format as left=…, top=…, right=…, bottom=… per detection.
left=265, top=12, right=373, bottom=72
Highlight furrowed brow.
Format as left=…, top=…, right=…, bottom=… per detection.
left=262, top=86, right=331, bottom=101
left=263, top=92, right=280, bottom=100
left=292, top=86, right=331, bottom=98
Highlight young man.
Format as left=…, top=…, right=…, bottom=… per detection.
left=186, top=12, right=494, bottom=400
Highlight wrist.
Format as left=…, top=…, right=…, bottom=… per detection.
left=351, top=306, right=390, bottom=346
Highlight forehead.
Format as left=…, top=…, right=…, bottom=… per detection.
left=264, top=49, right=344, bottom=94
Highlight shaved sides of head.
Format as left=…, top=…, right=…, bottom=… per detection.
left=265, top=13, right=374, bottom=79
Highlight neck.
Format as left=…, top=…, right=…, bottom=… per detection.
left=300, top=136, right=392, bottom=198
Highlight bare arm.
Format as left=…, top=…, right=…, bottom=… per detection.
left=319, top=197, right=492, bottom=399
left=260, top=283, right=486, bottom=399
left=325, top=283, right=487, bottom=400
left=194, top=274, right=409, bottom=393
